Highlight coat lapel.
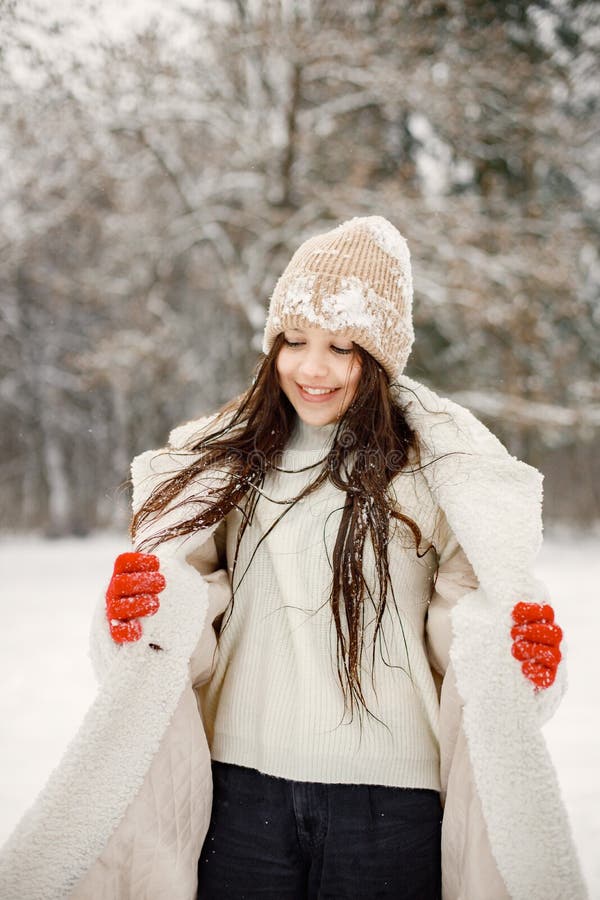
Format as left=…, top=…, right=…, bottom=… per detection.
left=397, top=376, right=587, bottom=900
left=0, top=443, right=218, bottom=900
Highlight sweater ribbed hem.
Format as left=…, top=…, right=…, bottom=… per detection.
left=210, top=733, right=441, bottom=790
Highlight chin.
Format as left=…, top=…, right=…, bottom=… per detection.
left=296, top=406, right=338, bottom=426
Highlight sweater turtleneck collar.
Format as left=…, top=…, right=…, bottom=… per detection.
left=284, top=416, right=338, bottom=455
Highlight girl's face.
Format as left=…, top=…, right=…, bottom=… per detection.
left=276, top=326, right=362, bottom=426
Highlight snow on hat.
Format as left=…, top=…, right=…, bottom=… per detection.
left=262, top=216, right=414, bottom=380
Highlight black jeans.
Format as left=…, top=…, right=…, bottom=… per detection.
left=197, top=761, right=442, bottom=899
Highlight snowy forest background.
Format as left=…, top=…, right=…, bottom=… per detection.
left=1, top=2, right=599, bottom=893
left=1, top=0, right=599, bottom=535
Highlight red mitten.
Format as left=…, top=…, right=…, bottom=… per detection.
left=105, top=552, right=165, bottom=644
left=511, top=601, right=563, bottom=690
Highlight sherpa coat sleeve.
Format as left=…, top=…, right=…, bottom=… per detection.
left=87, top=448, right=231, bottom=687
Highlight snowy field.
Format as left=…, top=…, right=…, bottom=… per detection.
left=0, top=530, right=598, bottom=895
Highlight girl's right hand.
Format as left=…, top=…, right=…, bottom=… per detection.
left=105, top=552, right=166, bottom=643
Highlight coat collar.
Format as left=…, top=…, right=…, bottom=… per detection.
left=394, top=375, right=544, bottom=606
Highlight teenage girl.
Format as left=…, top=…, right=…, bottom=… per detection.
left=0, top=217, right=585, bottom=900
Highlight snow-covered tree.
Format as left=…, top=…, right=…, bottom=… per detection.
left=0, top=0, right=598, bottom=531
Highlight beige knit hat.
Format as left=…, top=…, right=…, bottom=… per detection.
left=262, top=216, right=414, bottom=380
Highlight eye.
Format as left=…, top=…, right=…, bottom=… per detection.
left=282, top=337, right=353, bottom=354
left=331, top=345, right=353, bottom=355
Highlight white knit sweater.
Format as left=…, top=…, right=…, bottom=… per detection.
left=197, top=417, right=476, bottom=789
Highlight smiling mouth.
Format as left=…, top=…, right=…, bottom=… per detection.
left=301, top=385, right=336, bottom=394
left=297, top=383, right=339, bottom=401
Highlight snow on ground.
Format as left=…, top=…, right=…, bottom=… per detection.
left=0, top=530, right=598, bottom=895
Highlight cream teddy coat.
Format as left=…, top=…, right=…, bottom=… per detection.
left=0, top=376, right=588, bottom=900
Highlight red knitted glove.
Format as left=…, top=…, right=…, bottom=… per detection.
left=105, top=552, right=165, bottom=644
left=511, top=601, right=563, bottom=690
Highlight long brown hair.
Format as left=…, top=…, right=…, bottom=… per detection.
left=131, top=335, right=433, bottom=725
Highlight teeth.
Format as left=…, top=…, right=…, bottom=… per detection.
left=302, top=386, right=336, bottom=395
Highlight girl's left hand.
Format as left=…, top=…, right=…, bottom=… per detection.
left=510, top=601, right=563, bottom=690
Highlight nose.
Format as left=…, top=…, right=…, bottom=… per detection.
left=298, top=348, right=329, bottom=381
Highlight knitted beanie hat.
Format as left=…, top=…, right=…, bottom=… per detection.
left=262, top=216, right=414, bottom=380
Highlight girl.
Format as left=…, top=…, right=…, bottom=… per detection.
left=0, top=217, right=586, bottom=900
